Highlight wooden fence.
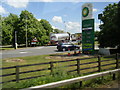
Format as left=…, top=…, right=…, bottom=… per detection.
left=0, top=53, right=120, bottom=84
left=22, top=69, right=120, bottom=89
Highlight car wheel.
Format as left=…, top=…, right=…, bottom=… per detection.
left=58, top=49, right=60, bottom=51
left=62, top=48, right=66, bottom=51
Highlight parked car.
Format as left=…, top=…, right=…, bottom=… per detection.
left=57, top=43, right=80, bottom=51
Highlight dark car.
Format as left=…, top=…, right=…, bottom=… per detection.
left=57, top=43, right=80, bottom=51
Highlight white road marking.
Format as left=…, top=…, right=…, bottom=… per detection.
left=34, top=47, right=44, bottom=49
left=19, top=51, right=28, bottom=54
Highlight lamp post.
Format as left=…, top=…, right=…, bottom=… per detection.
left=15, top=31, right=17, bottom=49
left=64, top=21, right=66, bottom=32
left=25, top=15, right=28, bottom=47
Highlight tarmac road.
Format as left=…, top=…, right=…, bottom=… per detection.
left=1, top=46, right=62, bottom=59
left=1, top=45, right=99, bottom=59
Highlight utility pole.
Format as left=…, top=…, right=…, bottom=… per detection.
left=26, top=15, right=28, bottom=47
left=64, top=21, right=66, bottom=32
left=15, top=31, right=17, bottom=49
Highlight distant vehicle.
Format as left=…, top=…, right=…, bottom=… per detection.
left=50, top=33, right=70, bottom=45
left=57, top=43, right=80, bottom=51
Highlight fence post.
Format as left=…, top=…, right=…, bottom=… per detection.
left=16, top=66, right=19, bottom=83
left=77, top=59, right=80, bottom=75
left=50, top=62, right=54, bottom=75
left=116, top=53, right=119, bottom=69
left=112, top=73, right=116, bottom=80
left=98, top=55, right=101, bottom=72
left=80, top=81, right=82, bottom=87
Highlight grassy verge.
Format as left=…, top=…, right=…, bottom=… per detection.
left=0, top=47, right=14, bottom=50
left=2, top=69, right=120, bottom=89
left=1, top=53, right=120, bottom=89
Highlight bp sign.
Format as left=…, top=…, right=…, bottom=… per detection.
left=82, top=7, right=89, bottom=17
left=82, top=3, right=92, bottom=20
left=82, top=19, right=94, bottom=54
left=82, top=3, right=94, bottom=54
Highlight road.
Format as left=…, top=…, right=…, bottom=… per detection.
left=1, top=46, right=61, bottom=59
left=1, top=45, right=99, bottom=59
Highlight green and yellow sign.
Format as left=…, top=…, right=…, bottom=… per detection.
left=82, top=19, right=94, bottom=54
left=82, top=3, right=94, bottom=54
left=82, top=7, right=89, bottom=17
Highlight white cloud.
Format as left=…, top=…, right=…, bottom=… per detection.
left=52, top=26, right=62, bottom=30
left=52, top=26, right=57, bottom=29
left=37, top=19, right=41, bottom=21
left=63, top=14, right=68, bottom=17
left=52, top=16, right=63, bottom=23
left=5, top=0, right=29, bottom=8
left=30, top=0, right=53, bottom=2
left=28, top=0, right=119, bottom=2
left=66, top=21, right=81, bottom=34
left=95, top=23, right=100, bottom=31
left=2, top=0, right=118, bottom=3
left=93, top=8, right=98, bottom=12
left=0, top=6, right=9, bottom=14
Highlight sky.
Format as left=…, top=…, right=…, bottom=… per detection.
left=0, top=0, right=119, bottom=34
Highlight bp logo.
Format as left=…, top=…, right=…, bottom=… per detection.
left=82, top=7, right=89, bottom=17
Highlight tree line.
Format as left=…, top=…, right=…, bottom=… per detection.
left=0, top=10, right=64, bottom=46
left=1, top=2, right=120, bottom=49
left=98, top=2, right=120, bottom=49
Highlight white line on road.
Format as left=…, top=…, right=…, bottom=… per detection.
left=19, top=51, right=28, bottom=54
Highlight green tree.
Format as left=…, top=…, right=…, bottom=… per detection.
left=98, top=2, right=120, bottom=48
left=39, top=19, right=53, bottom=45
left=1, top=10, right=54, bottom=46
left=40, top=19, right=53, bottom=36
left=53, top=29, right=64, bottom=33
left=1, top=14, right=19, bottom=45
left=18, top=10, right=45, bottom=46
left=0, top=15, right=2, bottom=45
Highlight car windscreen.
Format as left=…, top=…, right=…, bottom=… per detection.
left=62, top=43, right=73, bottom=45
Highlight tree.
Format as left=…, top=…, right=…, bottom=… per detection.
left=40, top=19, right=53, bottom=36
left=2, top=14, right=19, bottom=45
left=53, top=29, right=64, bottom=33
left=0, top=15, right=2, bottom=45
left=18, top=10, right=45, bottom=46
left=98, top=2, right=120, bottom=48
left=95, top=31, right=100, bottom=41
left=95, top=31, right=100, bottom=38
left=1, top=10, right=54, bottom=46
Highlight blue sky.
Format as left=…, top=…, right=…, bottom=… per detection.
left=0, top=0, right=119, bottom=34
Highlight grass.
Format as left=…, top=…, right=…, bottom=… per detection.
left=2, top=68, right=120, bottom=89
left=1, top=52, right=120, bottom=89
left=0, top=47, right=14, bottom=50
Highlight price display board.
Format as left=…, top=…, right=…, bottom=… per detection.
left=82, top=19, right=94, bottom=54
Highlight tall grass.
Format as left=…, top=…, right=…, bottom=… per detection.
left=2, top=68, right=120, bottom=89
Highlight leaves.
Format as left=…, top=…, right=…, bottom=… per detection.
left=2, top=10, right=54, bottom=46
left=98, top=2, right=120, bottom=48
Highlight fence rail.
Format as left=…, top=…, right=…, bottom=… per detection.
left=21, top=69, right=120, bottom=89
left=1, top=53, right=120, bottom=84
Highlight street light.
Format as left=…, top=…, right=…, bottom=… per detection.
left=25, top=15, right=28, bottom=47
left=64, top=21, right=66, bottom=32
left=15, top=31, right=17, bottom=49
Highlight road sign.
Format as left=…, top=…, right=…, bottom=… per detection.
left=82, top=19, right=94, bottom=54
left=82, top=3, right=93, bottom=20
left=31, top=37, right=38, bottom=45
left=82, top=3, right=94, bottom=54
left=32, top=37, right=38, bottom=42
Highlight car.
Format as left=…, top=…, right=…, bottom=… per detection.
left=57, top=42, right=80, bottom=51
